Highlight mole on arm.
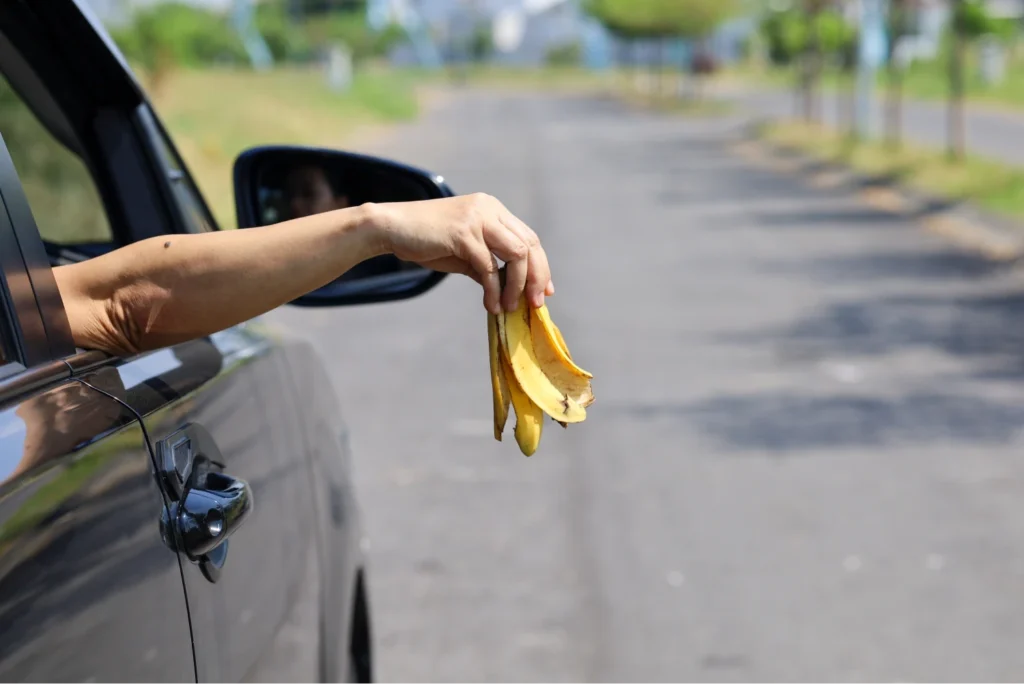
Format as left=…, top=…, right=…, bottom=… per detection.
left=164, top=241, right=172, bottom=249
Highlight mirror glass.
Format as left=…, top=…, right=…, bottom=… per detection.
left=248, top=150, right=436, bottom=284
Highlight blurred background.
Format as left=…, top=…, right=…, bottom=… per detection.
left=19, top=0, right=1024, bottom=680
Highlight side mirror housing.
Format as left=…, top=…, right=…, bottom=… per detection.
left=233, top=145, right=452, bottom=307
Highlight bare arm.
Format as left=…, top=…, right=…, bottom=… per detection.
left=53, top=194, right=553, bottom=356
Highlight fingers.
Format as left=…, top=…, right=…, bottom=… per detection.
left=461, top=240, right=502, bottom=314
left=420, top=256, right=482, bottom=284
left=497, top=211, right=551, bottom=309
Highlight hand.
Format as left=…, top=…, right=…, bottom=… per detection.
left=372, top=193, right=554, bottom=314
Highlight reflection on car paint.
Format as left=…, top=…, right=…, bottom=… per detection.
left=0, top=373, right=193, bottom=682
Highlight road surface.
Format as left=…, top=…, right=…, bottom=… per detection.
left=269, top=89, right=1024, bottom=681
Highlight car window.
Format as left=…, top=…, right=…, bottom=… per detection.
left=0, top=70, right=112, bottom=245
left=144, top=115, right=217, bottom=234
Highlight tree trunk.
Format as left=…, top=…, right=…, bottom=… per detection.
left=886, top=63, right=904, bottom=148
left=886, top=0, right=907, bottom=149
left=801, top=1, right=823, bottom=123
left=836, top=69, right=846, bottom=133
left=948, top=2, right=966, bottom=160
left=680, top=39, right=690, bottom=100
left=632, top=40, right=644, bottom=94
left=655, top=37, right=663, bottom=98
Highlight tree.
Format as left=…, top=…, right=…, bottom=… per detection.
left=585, top=0, right=737, bottom=98
left=885, top=0, right=914, bottom=149
left=948, top=0, right=993, bottom=160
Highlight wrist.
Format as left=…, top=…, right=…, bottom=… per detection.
left=352, top=202, right=393, bottom=258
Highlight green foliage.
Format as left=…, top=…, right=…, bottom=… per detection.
left=0, top=75, right=111, bottom=243
left=284, top=0, right=367, bottom=17
left=303, top=12, right=404, bottom=63
left=585, top=0, right=736, bottom=40
left=760, top=9, right=806, bottom=65
left=545, top=41, right=583, bottom=67
left=469, top=24, right=494, bottom=63
left=817, top=11, right=856, bottom=54
left=255, top=2, right=315, bottom=62
left=109, top=0, right=404, bottom=70
left=760, top=8, right=855, bottom=66
left=953, top=0, right=996, bottom=39
left=109, top=2, right=248, bottom=70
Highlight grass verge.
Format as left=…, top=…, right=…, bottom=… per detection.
left=150, top=66, right=420, bottom=228
left=730, top=60, right=1024, bottom=114
left=760, top=119, right=1024, bottom=221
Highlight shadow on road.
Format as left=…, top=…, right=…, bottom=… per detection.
left=657, top=287, right=1024, bottom=453
left=613, top=392, right=1024, bottom=452
left=758, top=249, right=1013, bottom=282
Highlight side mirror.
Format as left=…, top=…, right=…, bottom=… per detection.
left=233, top=145, right=452, bottom=307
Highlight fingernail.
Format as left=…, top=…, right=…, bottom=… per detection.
left=533, top=293, right=545, bottom=308
left=506, top=297, right=519, bottom=312
left=546, top=281, right=555, bottom=296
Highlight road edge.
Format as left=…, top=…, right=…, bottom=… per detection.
left=731, top=120, right=1024, bottom=262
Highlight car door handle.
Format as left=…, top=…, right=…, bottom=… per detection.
left=156, top=423, right=254, bottom=583
left=175, top=471, right=253, bottom=559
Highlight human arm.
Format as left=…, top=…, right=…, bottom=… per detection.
left=53, top=193, right=553, bottom=356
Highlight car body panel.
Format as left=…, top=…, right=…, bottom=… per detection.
left=87, top=327, right=330, bottom=682
left=0, top=367, right=194, bottom=682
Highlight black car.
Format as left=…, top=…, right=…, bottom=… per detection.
left=0, top=2, right=452, bottom=681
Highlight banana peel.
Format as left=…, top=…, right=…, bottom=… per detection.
left=487, top=313, right=510, bottom=440
left=488, top=294, right=593, bottom=457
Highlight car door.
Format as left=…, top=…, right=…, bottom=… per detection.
left=0, top=130, right=195, bottom=681
left=104, top=326, right=323, bottom=683
left=114, top=98, right=324, bottom=684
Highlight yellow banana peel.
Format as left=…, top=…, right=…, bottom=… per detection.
left=488, top=294, right=594, bottom=456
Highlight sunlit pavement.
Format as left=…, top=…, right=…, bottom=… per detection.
left=268, top=89, right=1024, bottom=681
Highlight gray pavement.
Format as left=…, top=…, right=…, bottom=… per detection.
left=268, top=89, right=1024, bottom=681
left=735, top=84, right=1024, bottom=167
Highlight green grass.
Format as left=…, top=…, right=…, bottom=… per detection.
left=151, top=66, right=420, bottom=228
left=761, top=119, right=1024, bottom=221
left=731, top=53, right=1024, bottom=113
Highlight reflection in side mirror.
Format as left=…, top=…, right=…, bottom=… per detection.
left=233, top=145, right=453, bottom=307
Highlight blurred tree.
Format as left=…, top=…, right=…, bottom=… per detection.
left=546, top=41, right=583, bottom=67
left=469, top=22, right=494, bottom=64
left=885, top=0, right=914, bottom=149
left=109, top=3, right=248, bottom=90
left=585, top=0, right=737, bottom=97
left=948, top=0, right=985, bottom=159
left=798, top=0, right=826, bottom=123
left=819, top=6, right=857, bottom=136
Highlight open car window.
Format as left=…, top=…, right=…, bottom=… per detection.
left=0, top=69, right=112, bottom=251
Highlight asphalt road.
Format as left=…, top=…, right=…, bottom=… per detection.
left=736, top=84, right=1024, bottom=166
left=269, top=89, right=1024, bottom=681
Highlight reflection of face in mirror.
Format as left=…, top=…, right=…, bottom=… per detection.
left=284, top=164, right=350, bottom=219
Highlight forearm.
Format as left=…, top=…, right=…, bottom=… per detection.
left=54, top=204, right=384, bottom=355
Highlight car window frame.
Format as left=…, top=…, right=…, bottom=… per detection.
left=0, top=150, right=60, bottom=377
left=0, top=16, right=126, bottom=251
left=0, top=2, right=184, bottom=370
left=134, top=104, right=221, bottom=234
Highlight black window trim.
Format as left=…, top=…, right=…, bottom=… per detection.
left=134, top=104, right=222, bottom=234
left=0, top=132, right=72, bottom=368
